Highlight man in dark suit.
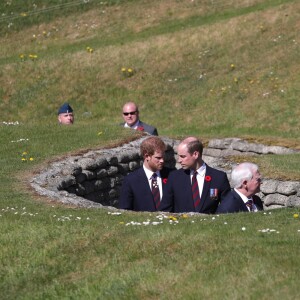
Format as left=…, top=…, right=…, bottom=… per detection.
left=161, top=137, right=230, bottom=214
left=216, top=162, right=264, bottom=214
left=119, top=136, right=174, bottom=211
left=121, top=102, right=158, bottom=135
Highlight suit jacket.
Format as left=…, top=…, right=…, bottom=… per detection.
left=119, top=167, right=174, bottom=211
left=160, top=165, right=231, bottom=214
left=121, top=121, right=158, bottom=136
left=216, top=189, right=264, bottom=214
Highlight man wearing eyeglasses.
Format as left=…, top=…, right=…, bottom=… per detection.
left=216, top=162, right=264, bottom=214
left=122, top=102, right=158, bottom=136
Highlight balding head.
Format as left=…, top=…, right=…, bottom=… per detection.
left=122, top=101, right=140, bottom=127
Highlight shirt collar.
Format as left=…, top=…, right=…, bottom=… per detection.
left=124, top=120, right=140, bottom=129
left=234, top=188, right=251, bottom=204
left=143, top=165, right=160, bottom=180
left=191, top=163, right=206, bottom=177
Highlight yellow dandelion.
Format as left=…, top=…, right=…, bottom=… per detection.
left=230, top=64, right=235, bottom=69
left=29, top=157, right=34, bottom=161
left=43, top=31, right=47, bottom=35
left=20, top=12, right=27, bottom=17
left=29, top=54, right=38, bottom=59
left=97, top=131, right=103, bottom=136
left=181, top=214, right=189, bottom=219
left=19, top=54, right=25, bottom=59
left=127, top=68, right=133, bottom=73
left=234, top=77, right=238, bottom=83
left=121, top=67, right=126, bottom=72
left=22, top=152, right=27, bottom=155
left=21, top=158, right=27, bottom=161
left=293, top=213, right=299, bottom=219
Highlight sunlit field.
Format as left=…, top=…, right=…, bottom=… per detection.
left=0, top=0, right=299, bottom=299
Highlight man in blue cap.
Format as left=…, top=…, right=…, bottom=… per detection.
left=58, top=103, right=74, bottom=125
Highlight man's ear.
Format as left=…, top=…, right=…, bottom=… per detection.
left=193, top=151, right=199, bottom=159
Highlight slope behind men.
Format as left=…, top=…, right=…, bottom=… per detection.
left=122, top=102, right=158, bottom=135
left=216, top=162, right=263, bottom=214
left=119, top=137, right=174, bottom=211
left=161, top=137, right=230, bottom=214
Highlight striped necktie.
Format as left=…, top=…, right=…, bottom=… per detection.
left=151, top=173, right=160, bottom=210
left=192, top=171, right=201, bottom=211
left=246, top=199, right=254, bottom=212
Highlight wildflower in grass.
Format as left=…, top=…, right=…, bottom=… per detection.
left=97, top=131, right=103, bottom=135
left=21, top=158, right=27, bottom=162
left=230, top=63, right=235, bottom=70
left=234, top=77, right=238, bottom=83
left=29, top=54, right=38, bottom=60
left=181, top=214, right=188, bottom=219
left=121, top=67, right=135, bottom=78
left=29, top=157, right=34, bottom=161
left=22, top=152, right=27, bottom=155
left=19, top=54, right=25, bottom=60
left=293, top=213, right=299, bottom=219
left=241, top=227, right=246, bottom=231
left=86, top=47, right=94, bottom=53
left=20, top=12, right=27, bottom=17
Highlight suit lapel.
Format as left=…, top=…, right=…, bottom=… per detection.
left=183, top=169, right=195, bottom=211
left=198, top=166, right=211, bottom=212
left=138, top=168, right=154, bottom=199
left=232, top=190, right=248, bottom=212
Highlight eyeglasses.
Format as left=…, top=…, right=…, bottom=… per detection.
left=123, top=111, right=137, bottom=116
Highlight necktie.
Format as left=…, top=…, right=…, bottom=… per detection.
left=151, top=173, right=161, bottom=210
left=246, top=199, right=254, bottom=212
left=192, top=171, right=201, bottom=211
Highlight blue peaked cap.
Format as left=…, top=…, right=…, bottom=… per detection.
left=58, top=103, right=73, bottom=115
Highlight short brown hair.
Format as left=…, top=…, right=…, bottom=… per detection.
left=186, top=139, right=203, bottom=156
left=140, top=137, right=166, bottom=158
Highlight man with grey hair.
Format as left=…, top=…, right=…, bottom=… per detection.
left=216, top=162, right=263, bottom=214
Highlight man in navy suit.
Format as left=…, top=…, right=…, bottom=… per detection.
left=122, top=102, right=158, bottom=135
left=119, top=136, right=174, bottom=211
left=216, top=162, right=264, bottom=214
left=161, top=137, right=230, bottom=214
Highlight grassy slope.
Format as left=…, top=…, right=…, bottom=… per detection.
left=0, top=0, right=300, bottom=299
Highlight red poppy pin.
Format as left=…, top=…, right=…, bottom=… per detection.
left=205, top=175, right=212, bottom=182
left=137, top=126, right=144, bottom=131
left=163, top=178, right=168, bottom=184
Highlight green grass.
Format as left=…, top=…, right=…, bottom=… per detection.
left=0, top=0, right=300, bottom=298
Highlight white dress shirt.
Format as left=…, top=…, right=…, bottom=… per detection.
left=124, top=120, right=140, bottom=130
left=190, top=163, right=206, bottom=198
left=143, top=165, right=163, bottom=200
left=234, top=188, right=258, bottom=212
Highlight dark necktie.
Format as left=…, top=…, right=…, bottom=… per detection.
left=151, top=173, right=160, bottom=210
left=192, top=171, right=201, bottom=211
left=246, top=199, right=254, bottom=212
